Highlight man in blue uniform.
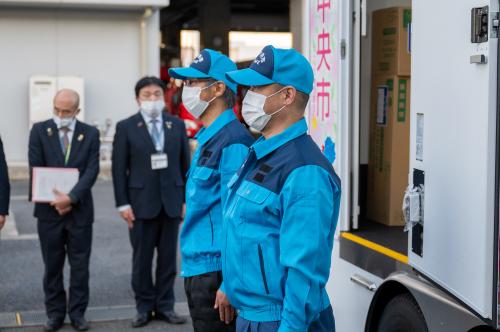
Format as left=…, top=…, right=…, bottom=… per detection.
left=169, top=49, right=254, bottom=331
left=220, top=45, right=341, bottom=332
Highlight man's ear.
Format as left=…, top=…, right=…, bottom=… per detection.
left=75, top=109, right=81, bottom=117
left=284, top=86, right=297, bottom=106
left=215, top=82, right=227, bottom=97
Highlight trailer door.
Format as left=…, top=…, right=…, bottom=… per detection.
left=305, top=0, right=355, bottom=232
left=409, top=0, right=499, bottom=321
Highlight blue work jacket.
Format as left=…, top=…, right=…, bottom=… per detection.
left=222, top=118, right=341, bottom=332
left=181, top=109, right=254, bottom=277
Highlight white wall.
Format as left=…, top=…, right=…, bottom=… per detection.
left=0, top=7, right=161, bottom=163
left=359, top=0, right=411, bottom=164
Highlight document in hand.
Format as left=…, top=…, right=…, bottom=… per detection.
left=32, top=167, right=79, bottom=203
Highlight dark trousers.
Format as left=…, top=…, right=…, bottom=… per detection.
left=129, top=210, right=180, bottom=313
left=184, top=271, right=236, bottom=332
left=37, top=218, right=92, bottom=321
left=236, top=306, right=335, bottom=332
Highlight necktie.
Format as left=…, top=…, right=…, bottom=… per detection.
left=60, top=127, right=70, bottom=156
left=150, top=119, right=161, bottom=151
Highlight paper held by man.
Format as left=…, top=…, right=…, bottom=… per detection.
left=32, top=167, right=79, bottom=203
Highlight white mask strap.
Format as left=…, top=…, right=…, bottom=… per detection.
left=266, top=86, right=287, bottom=99
left=202, top=81, right=222, bottom=103
left=269, top=104, right=286, bottom=117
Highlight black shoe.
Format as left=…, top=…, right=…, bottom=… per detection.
left=43, top=318, right=64, bottom=332
left=155, top=310, right=186, bottom=324
left=131, top=311, right=153, bottom=328
left=70, top=317, right=90, bottom=331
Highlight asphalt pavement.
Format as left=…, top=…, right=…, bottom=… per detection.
left=0, top=180, right=193, bottom=331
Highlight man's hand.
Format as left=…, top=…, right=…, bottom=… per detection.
left=56, top=205, right=73, bottom=216
left=0, top=215, right=6, bottom=230
left=182, top=203, right=186, bottom=219
left=120, top=207, right=135, bottom=229
left=214, top=289, right=235, bottom=324
left=50, top=189, right=73, bottom=216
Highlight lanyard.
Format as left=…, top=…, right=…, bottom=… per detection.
left=150, top=121, right=163, bottom=152
left=64, top=144, right=71, bottom=165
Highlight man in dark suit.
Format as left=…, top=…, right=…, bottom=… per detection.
left=28, top=89, right=100, bottom=332
left=0, top=136, right=10, bottom=230
left=112, top=76, right=190, bottom=327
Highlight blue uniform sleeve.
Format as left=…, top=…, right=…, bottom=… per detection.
left=219, top=281, right=226, bottom=293
left=278, top=166, right=340, bottom=332
left=219, top=143, right=249, bottom=207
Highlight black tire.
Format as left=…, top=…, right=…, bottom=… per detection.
left=377, top=293, right=428, bottom=332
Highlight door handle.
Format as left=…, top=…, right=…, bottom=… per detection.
left=350, top=274, right=377, bottom=291
left=470, top=54, right=487, bottom=64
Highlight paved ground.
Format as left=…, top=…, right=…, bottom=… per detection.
left=1, top=319, right=193, bottom=332
left=0, top=180, right=192, bottom=331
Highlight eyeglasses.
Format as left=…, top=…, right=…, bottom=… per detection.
left=183, top=79, right=213, bottom=87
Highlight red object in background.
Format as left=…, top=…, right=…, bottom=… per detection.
left=234, top=87, right=244, bottom=122
left=164, top=82, right=181, bottom=116
left=160, top=66, right=169, bottom=82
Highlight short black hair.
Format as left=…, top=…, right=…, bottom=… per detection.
left=205, top=79, right=236, bottom=109
left=295, top=91, right=310, bottom=110
left=135, top=76, right=166, bottom=97
left=275, top=84, right=310, bottom=111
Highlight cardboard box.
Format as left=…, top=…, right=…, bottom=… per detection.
left=372, top=7, right=411, bottom=76
left=367, top=75, right=411, bottom=226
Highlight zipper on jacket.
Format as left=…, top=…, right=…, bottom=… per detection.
left=258, top=244, right=270, bottom=295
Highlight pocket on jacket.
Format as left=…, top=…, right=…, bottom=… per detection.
left=191, top=166, right=214, bottom=181
left=208, top=210, right=214, bottom=246
left=236, top=182, right=271, bottom=205
left=258, top=244, right=270, bottom=295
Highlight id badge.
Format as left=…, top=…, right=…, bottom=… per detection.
left=151, top=153, right=168, bottom=170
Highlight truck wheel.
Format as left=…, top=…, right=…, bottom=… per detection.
left=377, top=293, right=428, bottom=332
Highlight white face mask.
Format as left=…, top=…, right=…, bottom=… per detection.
left=241, top=88, right=286, bottom=132
left=141, top=100, right=165, bottom=118
left=182, top=82, right=218, bottom=119
left=53, top=115, right=74, bottom=128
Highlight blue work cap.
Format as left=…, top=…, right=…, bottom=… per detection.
left=225, top=45, right=314, bottom=94
left=168, top=49, right=238, bottom=93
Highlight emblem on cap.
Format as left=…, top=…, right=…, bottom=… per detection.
left=254, top=52, right=266, bottom=65
left=193, top=54, right=204, bottom=64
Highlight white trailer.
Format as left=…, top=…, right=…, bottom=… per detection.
left=303, top=0, right=500, bottom=330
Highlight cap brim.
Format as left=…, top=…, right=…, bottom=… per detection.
left=225, top=68, right=274, bottom=87
left=168, top=67, right=211, bottom=80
